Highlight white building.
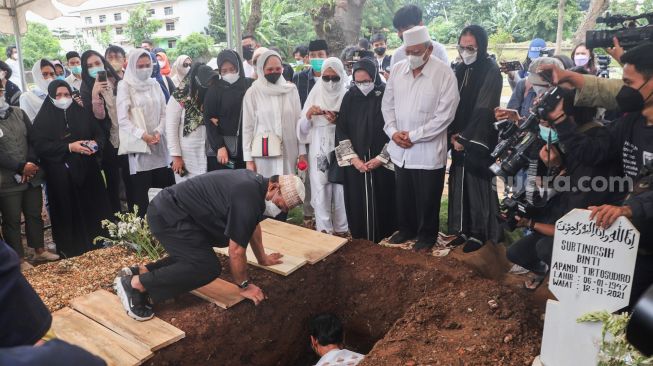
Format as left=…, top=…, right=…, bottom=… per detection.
left=70, top=0, right=210, bottom=50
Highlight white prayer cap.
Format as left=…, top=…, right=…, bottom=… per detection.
left=279, top=175, right=305, bottom=209
left=403, top=26, right=430, bottom=47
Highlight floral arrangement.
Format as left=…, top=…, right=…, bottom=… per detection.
left=577, top=311, right=653, bottom=365
left=94, top=206, right=165, bottom=261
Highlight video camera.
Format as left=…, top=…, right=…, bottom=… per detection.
left=489, top=86, right=566, bottom=178
left=539, top=48, right=555, bottom=57
left=586, top=12, right=653, bottom=49
left=499, top=190, right=547, bottom=231
left=596, top=54, right=611, bottom=78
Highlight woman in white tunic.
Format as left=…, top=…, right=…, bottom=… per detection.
left=297, top=57, right=348, bottom=235
left=117, top=49, right=174, bottom=216
left=19, top=59, right=56, bottom=122
left=242, top=50, right=306, bottom=180
left=165, top=63, right=209, bottom=183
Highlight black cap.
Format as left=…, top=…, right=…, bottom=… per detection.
left=308, top=40, right=328, bottom=52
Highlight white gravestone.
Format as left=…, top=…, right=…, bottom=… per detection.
left=539, top=209, right=639, bottom=366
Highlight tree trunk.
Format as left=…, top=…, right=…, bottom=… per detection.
left=311, top=0, right=367, bottom=56
left=555, top=0, right=566, bottom=55
left=245, top=0, right=263, bottom=36
left=573, top=0, right=610, bottom=44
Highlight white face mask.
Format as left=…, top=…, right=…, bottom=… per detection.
left=52, top=97, right=73, bottom=110
left=324, top=80, right=339, bottom=92
left=180, top=66, right=191, bottom=76
left=42, top=78, right=54, bottom=90
left=461, top=50, right=478, bottom=65
left=158, top=60, right=165, bottom=68
left=574, top=55, right=589, bottom=67
left=222, top=72, right=240, bottom=84
left=407, top=53, right=427, bottom=70
left=356, top=81, right=374, bottom=96
left=135, top=67, right=152, bottom=81
left=264, top=199, right=282, bottom=217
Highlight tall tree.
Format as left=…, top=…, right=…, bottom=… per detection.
left=21, top=22, right=61, bottom=69
left=205, top=0, right=227, bottom=43
left=311, top=0, right=368, bottom=55
left=556, top=0, right=567, bottom=54
left=245, top=0, right=263, bottom=36
left=176, top=32, right=215, bottom=61
left=125, top=4, right=163, bottom=46
left=573, top=0, right=609, bottom=44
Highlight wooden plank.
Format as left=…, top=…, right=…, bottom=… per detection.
left=70, top=289, right=185, bottom=352
left=214, top=246, right=307, bottom=276
left=260, top=231, right=329, bottom=264
left=191, top=278, right=245, bottom=309
left=260, top=219, right=348, bottom=251
left=52, top=308, right=153, bottom=366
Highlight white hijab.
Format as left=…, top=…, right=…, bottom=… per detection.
left=170, top=55, right=190, bottom=85
left=252, top=50, right=295, bottom=96
left=123, top=49, right=159, bottom=92
left=31, top=59, right=54, bottom=96
left=304, top=57, right=347, bottom=113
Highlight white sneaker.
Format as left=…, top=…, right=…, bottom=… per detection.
left=509, top=264, right=530, bottom=275
left=33, top=250, right=60, bottom=262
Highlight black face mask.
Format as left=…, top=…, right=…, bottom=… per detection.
left=374, top=47, right=386, bottom=56
left=265, top=72, right=281, bottom=84
left=616, top=80, right=651, bottom=113
left=242, top=46, right=254, bottom=61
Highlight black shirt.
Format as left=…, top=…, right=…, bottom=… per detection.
left=292, top=68, right=316, bottom=108
left=152, top=170, right=268, bottom=248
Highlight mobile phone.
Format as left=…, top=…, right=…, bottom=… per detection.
left=170, top=162, right=188, bottom=177
left=81, top=141, right=99, bottom=152
left=502, top=60, right=523, bottom=72
left=72, top=90, right=81, bottom=99
left=97, top=70, right=107, bottom=82
left=225, top=160, right=235, bottom=169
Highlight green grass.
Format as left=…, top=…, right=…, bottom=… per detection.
left=287, top=206, right=303, bottom=226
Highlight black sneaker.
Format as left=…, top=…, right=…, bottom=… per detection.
left=462, top=237, right=485, bottom=253
left=413, top=238, right=435, bottom=252
left=388, top=232, right=416, bottom=245
left=113, top=275, right=154, bottom=321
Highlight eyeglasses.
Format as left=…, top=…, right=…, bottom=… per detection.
left=183, top=63, right=191, bottom=68
left=457, top=45, right=478, bottom=53
left=322, top=75, right=340, bottom=82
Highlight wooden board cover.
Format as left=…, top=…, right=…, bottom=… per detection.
left=259, top=219, right=348, bottom=264
left=70, top=289, right=185, bottom=351
left=52, top=308, right=153, bottom=366
left=213, top=246, right=307, bottom=276
left=191, top=278, right=245, bottom=309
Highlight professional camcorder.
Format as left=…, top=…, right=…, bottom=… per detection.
left=489, top=86, right=566, bottom=178
left=597, top=54, right=611, bottom=78
left=586, top=12, right=653, bottom=49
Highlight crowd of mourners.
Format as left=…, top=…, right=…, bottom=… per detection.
left=2, top=4, right=653, bottom=363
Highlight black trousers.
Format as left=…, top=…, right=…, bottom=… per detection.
left=506, top=232, right=553, bottom=275
left=630, top=254, right=653, bottom=308
left=102, top=145, right=134, bottom=214
left=130, top=167, right=175, bottom=217
left=140, top=204, right=222, bottom=303
left=394, top=166, right=446, bottom=242
left=0, top=186, right=44, bottom=258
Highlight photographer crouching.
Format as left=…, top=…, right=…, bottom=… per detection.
left=542, top=42, right=653, bottom=307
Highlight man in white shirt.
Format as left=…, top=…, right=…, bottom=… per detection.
left=5, top=46, right=22, bottom=91
left=242, top=35, right=259, bottom=78
left=310, top=314, right=364, bottom=366
left=64, top=51, right=82, bottom=91
left=382, top=25, right=460, bottom=251
left=389, top=5, right=449, bottom=69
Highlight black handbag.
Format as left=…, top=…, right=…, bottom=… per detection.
left=222, top=135, right=239, bottom=158
left=327, top=150, right=344, bottom=184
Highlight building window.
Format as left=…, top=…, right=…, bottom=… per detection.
left=114, top=13, right=121, bottom=21
left=115, top=27, right=123, bottom=35
left=85, top=16, right=92, bottom=24
left=168, top=39, right=176, bottom=48
left=165, top=22, right=175, bottom=31
left=99, top=14, right=106, bottom=23
left=147, top=8, right=155, bottom=16
left=164, top=6, right=173, bottom=16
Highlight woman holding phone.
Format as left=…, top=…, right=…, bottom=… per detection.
left=80, top=50, right=134, bottom=214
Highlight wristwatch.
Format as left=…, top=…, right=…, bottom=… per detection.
left=238, top=280, right=249, bottom=289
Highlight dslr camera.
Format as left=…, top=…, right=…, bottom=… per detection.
left=586, top=12, right=653, bottom=49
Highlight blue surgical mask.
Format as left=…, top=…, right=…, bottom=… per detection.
left=70, top=65, right=82, bottom=75
left=56, top=75, right=65, bottom=81
left=310, top=58, right=324, bottom=73
left=88, top=66, right=105, bottom=79
left=539, top=125, right=559, bottom=143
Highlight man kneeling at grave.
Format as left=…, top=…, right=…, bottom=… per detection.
left=310, top=313, right=365, bottom=366
left=114, top=170, right=305, bottom=321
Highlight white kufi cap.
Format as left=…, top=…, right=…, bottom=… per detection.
left=403, top=26, right=430, bottom=47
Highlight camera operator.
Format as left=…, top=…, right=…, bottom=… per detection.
left=545, top=42, right=653, bottom=306
left=505, top=57, right=565, bottom=120
left=500, top=38, right=547, bottom=91
left=506, top=76, right=617, bottom=290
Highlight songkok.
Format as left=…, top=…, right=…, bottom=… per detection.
left=403, top=26, right=430, bottom=47
left=279, top=175, right=305, bottom=209
left=528, top=57, right=565, bottom=86
left=309, top=40, right=328, bottom=52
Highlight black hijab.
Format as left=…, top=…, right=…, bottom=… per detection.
left=351, top=57, right=384, bottom=89
left=217, top=49, right=246, bottom=80
left=79, top=50, right=121, bottom=110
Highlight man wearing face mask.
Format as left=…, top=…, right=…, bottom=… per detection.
left=293, top=40, right=329, bottom=109
left=545, top=42, right=653, bottom=306
left=370, top=33, right=391, bottom=77
left=447, top=25, right=503, bottom=253
left=382, top=26, right=459, bottom=251
left=241, top=35, right=259, bottom=78
left=114, top=170, right=304, bottom=320
left=389, top=5, right=449, bottom=69
left=64, top=51, right=82, bottom=91
left=5, top=46, right=22, bottom=92
left=105, top=45, right=127, bottom=78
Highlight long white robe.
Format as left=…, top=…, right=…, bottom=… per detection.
left=165, top=97, right=207, bottom=183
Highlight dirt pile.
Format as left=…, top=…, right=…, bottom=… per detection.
left=142, top=240, right=544, bottom=366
